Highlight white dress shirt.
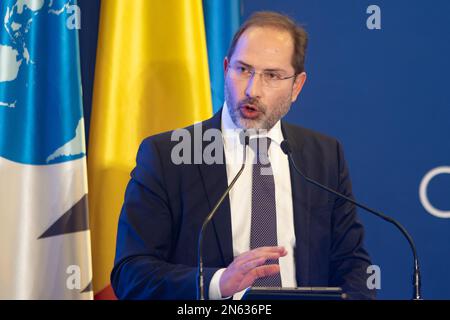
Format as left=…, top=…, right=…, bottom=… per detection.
left=209, top=102, right=297, bottom=300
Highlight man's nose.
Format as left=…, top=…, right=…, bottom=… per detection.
left=245, top=72, right=263, bottom=98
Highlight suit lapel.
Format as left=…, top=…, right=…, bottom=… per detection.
left=197, top=115, right=314, bottom=277
left=281, top=121, right=311, bottom=286
left=197, top=110, right=234, bottom=266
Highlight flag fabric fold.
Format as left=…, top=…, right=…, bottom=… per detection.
left=203, top=0, right=241, bottom=112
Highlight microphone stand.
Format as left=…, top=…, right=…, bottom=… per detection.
left=280, top=140, right=422, bottom=300
left=197, top=132, right=249, bottom=300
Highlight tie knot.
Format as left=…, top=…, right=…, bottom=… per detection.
left=250, top=137, right=271, bottom=163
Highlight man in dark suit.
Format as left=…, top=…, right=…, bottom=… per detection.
left=111, top=11, right=375, bottom=300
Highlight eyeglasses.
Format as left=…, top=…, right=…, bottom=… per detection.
left=228, top=63, right=297, bottom=88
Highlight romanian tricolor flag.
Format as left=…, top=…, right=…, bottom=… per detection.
left=88, top=0, right=213, bottom=299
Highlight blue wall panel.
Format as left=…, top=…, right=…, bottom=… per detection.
left=242, top=0, right=450, bottom=299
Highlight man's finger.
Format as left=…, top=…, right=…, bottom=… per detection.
left=234, top=246, right=287, bottom=263
left=235, top=251, right=286, bottom=271
left=250, top=264, right=281, bottom=281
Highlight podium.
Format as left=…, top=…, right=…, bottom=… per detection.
left=242, top=287, right=347, bottom=300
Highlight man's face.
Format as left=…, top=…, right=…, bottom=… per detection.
left=224, top=26, right=306, bottom=130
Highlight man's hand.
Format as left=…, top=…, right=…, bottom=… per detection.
left=219, top=246, right=287, bottom=297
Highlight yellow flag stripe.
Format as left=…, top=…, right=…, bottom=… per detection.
left=89, top=0, right=213, bottom=295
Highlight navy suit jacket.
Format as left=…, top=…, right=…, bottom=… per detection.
left=111, top=110, right=375, bottom=300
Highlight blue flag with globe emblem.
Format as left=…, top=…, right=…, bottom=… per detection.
left=0, top=0, right=92, bottom=299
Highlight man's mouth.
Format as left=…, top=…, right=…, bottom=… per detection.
left=239, top=104, right=261, bottom=119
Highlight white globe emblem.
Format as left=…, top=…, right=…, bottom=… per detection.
left=419, top=166, right=450, bottom=218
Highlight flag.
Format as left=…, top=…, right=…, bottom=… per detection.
left=89, top=0, right=213, bottom=299
left=0, top=0, right=92, bottom=299
left=203, top=0, right=241, bottom=112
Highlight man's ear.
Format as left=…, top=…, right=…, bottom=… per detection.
left=224, top=57, right=229, bottom=78
left=291, top=72, right=307, bottom=102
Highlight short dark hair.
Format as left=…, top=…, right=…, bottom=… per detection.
left=226, top=11, right=308, bottom=74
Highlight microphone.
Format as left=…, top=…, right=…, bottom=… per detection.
left=197, top=130, right=250, bottom=300
left=280, top=140, right=422, bottom=300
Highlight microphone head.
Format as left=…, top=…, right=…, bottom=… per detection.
left=280, top=140, right=292, bottom=155
left=239, top=130, right=250, bottom=146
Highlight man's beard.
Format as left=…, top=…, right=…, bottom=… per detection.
left=224, top=79, right=293, bottom=130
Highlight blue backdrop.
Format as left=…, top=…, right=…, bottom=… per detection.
left=241, top=0, right=450, bottom=299
left=77, top=0, right=450, bottom=299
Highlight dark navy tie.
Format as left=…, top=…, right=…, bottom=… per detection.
left=250, top=137, right=282, bottom=287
